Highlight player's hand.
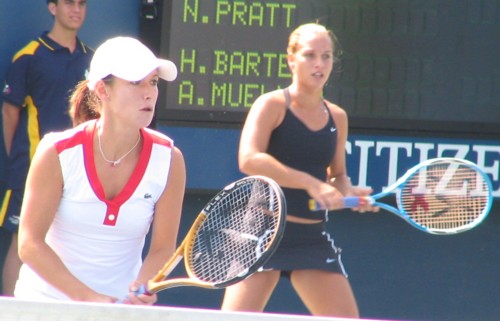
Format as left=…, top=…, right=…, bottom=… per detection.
left=70, top=287, right=117, bottom=303
left=308, top=181, right=345, bottom=210
left=348, top=187, right=379, bottom=213
left=122, top=281, right=157, bottom=305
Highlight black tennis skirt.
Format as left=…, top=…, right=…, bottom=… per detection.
left=262, top=221, right=348, bottom=278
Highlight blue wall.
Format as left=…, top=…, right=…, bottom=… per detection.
left=0, top=0, right=141, bottom=186
left=1, top=2, right=498, bottom=321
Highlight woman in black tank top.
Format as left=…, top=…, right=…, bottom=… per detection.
left=221, top=23, right=377, bottom=318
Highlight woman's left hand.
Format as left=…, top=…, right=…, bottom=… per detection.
left=122, top=281, right=157, bottom=305
left=348, top=187, right=379, bottom=213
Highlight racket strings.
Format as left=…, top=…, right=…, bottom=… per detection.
left=188, top=180, right=281, bottom=284
left=399, top=163, right=489, bottom=231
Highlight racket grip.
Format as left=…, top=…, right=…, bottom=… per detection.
left=134, top=284, right=152, bottom=296
left=309, top=197, right=372, bottom=210
left=343, top=196, right=361, bottom=208
left=343, top=196, right=374, bottom=208
left=116, top=284, right=152, bottom=303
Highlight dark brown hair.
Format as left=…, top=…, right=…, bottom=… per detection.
left=68, top=80, right=101, bottom=126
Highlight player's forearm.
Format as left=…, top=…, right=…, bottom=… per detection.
left=18, top=239, right=96, bottom=301
left=239, top=152, right=319, bottom=190
left=330, top=173, right=353, bottom=196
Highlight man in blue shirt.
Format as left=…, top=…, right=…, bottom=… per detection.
left=1, top=0, right=92, bottom=295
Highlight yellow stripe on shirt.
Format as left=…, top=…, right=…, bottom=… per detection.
left=25, top=96, right=41, bottom=160
left=0, top=189, right=13, bottom=225
left=12, top=41, right=40, bottom=62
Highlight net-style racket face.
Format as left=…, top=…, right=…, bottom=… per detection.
left=185, top=176, right=286, bottom=288
left=396, top=158, right=493, bottom=234
left=309, top=158, right=492, bottom=235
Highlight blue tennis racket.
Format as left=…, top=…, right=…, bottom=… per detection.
left=310, top=158, right=493, bottom=235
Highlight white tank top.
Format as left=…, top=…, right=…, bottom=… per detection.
left=15, top=120, right=173, bottom=300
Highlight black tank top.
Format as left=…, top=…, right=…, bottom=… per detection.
left=267, top=89, right=337, bottom=220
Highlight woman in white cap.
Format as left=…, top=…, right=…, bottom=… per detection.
left=14, top=37, right=185, bottom=305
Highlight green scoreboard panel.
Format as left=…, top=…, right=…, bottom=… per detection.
left=144, top=0, right=500, bottom=136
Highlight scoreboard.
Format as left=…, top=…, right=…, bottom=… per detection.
left=142, top=0, right=500, bottom=136
left=153, top=0, right=312, bottom=123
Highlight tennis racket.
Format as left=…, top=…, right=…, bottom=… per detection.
left=134, top=175, right=286, bottom=296
left=310, top=158, right=493, bottom=235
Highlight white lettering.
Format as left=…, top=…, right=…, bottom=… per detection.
left=414, top=143, right=434, bottom=163
left=473, top=145, right=500, bottom=181
left=437, top=144, right=469, bottom=158
left=354, top=141, right=374, bottom=187
left=376, top=142, right=412, bottom=189
left=345, top=138, right=500, bottom=198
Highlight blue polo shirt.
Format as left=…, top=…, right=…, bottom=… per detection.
left=2, top=31, right=93, bottom=190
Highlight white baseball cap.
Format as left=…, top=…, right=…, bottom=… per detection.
left=87, top=37, right=177, bottom=90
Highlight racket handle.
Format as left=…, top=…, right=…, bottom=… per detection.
left=134, top=284, right=152, bottom=296
left=116, top=284, right=152, bottom=303
left=309, top=196, right=373, bottom=210
left=343, top=196, right=361, bottom=208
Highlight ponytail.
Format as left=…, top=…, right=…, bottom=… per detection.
left=68, top=80, right=101, bottom=127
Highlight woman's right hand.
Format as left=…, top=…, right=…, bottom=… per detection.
left=71, top=287, right=117, bottom=303
left=307, top=180, right=345, bottom=210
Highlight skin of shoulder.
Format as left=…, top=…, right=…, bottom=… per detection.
left=18, top=136, right=63, bottom=263
left=239, top=89, right=287, bottom=162
left=250, top=89, right=287, bottom=128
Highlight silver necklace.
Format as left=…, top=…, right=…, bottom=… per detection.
left=98, top=132, right=141, bottom=167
